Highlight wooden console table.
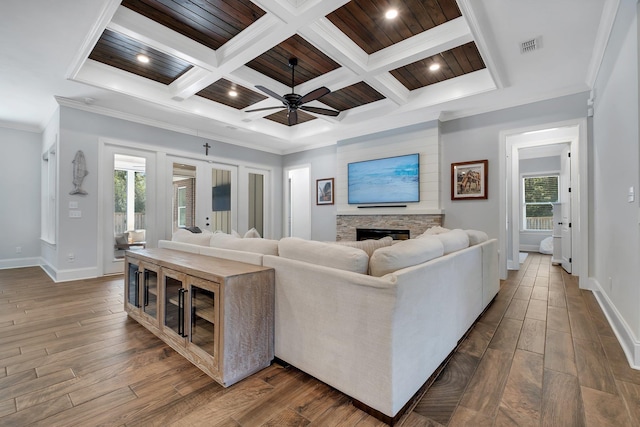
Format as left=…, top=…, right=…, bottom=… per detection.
left=124, top=248, right=274, bottom=387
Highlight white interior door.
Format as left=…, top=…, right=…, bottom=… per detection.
left=560, top=145, right=572, bottom=273
left=286, top=166, right=311, bottom=239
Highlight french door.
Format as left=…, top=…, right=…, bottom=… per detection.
left=102, top=145, right=156, bottom=275
left=168, top=157, right=238, bottom=234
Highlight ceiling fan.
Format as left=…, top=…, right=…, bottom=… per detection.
left=246, top=57, right=339, bottom=126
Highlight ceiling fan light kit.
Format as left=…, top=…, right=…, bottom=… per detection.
left=246, top=57, right=339, bottom=126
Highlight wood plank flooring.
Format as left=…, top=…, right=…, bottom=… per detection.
left=0, top=254, right=638, bottom=426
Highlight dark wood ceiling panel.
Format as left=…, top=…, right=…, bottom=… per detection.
left=390, top=42, right=485, bottom=91
left=245, top=35, right=341, bottom=87
left=121, top=0, right=265, bottom=51
left=197, top=79, right=267, bottom=109
left=264, top=109, right=316, bottom=126
left=327, top=0, right=462, bottom=55
left=89, top=29, right=193, bottom=85
left=320, top=82, right=385, bottom=111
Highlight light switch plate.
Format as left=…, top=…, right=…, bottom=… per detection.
left=69, top=210, right=82, bottom=218
left=69, top=201, right=78, bottom=209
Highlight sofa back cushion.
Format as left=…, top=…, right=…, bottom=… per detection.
left=210, top=231, right=279, bottom=255
left=332, top=236, right=393, bottom=257
left=369, top=236, right=444, bottom=277
left=465, top=229, right=489, bottom=246
left=279, top=237, right=369, bottom=274
left=172, top=228, right=212, bottom=246
left=436, top=229, right=470, bottom=254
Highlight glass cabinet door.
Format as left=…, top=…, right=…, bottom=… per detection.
left=142, top=268, right=158, bottom=321
left=126, top=260, right=140, bottom=309
left=189, top=279, right=218, bottom=358
left=163, top=270, right=186, bottom=337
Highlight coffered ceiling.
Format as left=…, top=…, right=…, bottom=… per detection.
left=0, top=0, right=618, bottom=154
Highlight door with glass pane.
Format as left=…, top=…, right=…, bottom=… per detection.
left=168, top=159, right=237, bottom=235
left=162, top=268, right=188, bottom=346
left=103, top=146, right=155, bottom=275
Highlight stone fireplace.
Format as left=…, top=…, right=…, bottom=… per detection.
left=336, top=214, right=443, bottom=241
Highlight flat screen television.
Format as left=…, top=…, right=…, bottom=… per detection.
left=348, top=153, right=420, bottom=204
left=212, top=184, right=231, bottom=211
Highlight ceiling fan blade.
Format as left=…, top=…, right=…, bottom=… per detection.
left=288, top=109, right=298, bottom=126
left=299, top=87, right=330, bottom=104
left=255, top=85, right=287, bottom=104
left=245, top=106, right=284, bottom=113
left=300, top=106, right=340, bottom=117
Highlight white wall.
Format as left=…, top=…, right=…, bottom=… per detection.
left=591, top=0, right=640, bottom=365
left=0, top=126, right=42, bottom=268
left=284, top=145, right=337, bottom=241
left=440, top=92, right=589, bottom=240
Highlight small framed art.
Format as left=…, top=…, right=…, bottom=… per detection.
left=316, top=178, right=334, bottom=205
left=451, top=160, right=488, bottom=200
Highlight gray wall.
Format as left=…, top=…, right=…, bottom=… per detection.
left=440, top=92, right=589, bottom=241
left=591, top=0, right=639, bottom=344
left=0, top=127, right=41, bottom=266
left=49, top=107, right=283, bottom=276
left=283, top=144, right=337, bottom=241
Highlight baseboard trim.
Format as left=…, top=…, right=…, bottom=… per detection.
left=0, top=257, right=41, bottom=270
left=38, top=261, right=100, bottom=283
left=590, top=278, right=640, bottom=369
left=519, top=244, right=540, bottom=252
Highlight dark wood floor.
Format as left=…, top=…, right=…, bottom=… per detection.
left=0, top=254, right=638, bottom=426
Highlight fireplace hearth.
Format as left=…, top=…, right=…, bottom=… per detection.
left=357, top=228, right=410, bottom=241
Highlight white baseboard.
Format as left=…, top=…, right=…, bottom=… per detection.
left=519, top=245, right=540, bottom=252
left=0, top=257, right=41, bottom=270
left=590, top=278, right=640, bottom=369
left=39, top=260, right=99, bottom=283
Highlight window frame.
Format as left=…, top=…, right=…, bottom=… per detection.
left=521, top=173, right=559, bottom=232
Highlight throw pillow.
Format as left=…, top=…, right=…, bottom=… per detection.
left=369, top=236, right=444, bottom=277
left=128, top=229, right=146, bottom=243
left=278, top=237, right=369, bottom=274
left=244, top=228, right=261, bottom=238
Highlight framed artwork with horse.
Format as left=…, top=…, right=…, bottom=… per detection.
left=451, top=160, right=488, bottom=200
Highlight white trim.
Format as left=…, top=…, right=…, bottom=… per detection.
left=519, top=244, right=541, bottom=252
left=499, top=118, right=588, bottom=283
left=591, top=279, right=640, bottom=369
left=585, top=0, right=622, bottom=87
left=0, top=257, right=42, bottom=270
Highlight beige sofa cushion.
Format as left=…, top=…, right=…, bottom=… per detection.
left=466, top=229, right=489, bottom=246
left=436, top=229, right=470, bottom=254
left=332, top=236, right=393, bottom=257
left=418, top=226, right=450, bottom=236
left=209, top=231, right=279, bottom=255
left=279, top=237, right=369, bottom=274
left=172, top=229, right=212, bottom=246
left=369, top=236, right=444, bottom=277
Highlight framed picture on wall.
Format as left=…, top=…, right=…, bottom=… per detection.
left=451, top=160, right=488, bottom=200
left=316, top=178, right=334, bottom=205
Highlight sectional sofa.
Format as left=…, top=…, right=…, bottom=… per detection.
left=156, top=227, right=499, bottom=423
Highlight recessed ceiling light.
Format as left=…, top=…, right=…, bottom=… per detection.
left=229, top=90, right=238, bottom=97
left=137, top=54, right=150, bottom=63
left=429, top=63, right=441, bottom=71
left=385, top=9, right=398, bottom=19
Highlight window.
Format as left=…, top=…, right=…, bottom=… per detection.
left=523, top=175, right=558, bottom=230
left=177, top=186, right=187, bottom=228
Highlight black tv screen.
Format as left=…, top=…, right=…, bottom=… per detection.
left=348, top=153, right=420, bottom=204
left=212, top=184, right=231, bottom=211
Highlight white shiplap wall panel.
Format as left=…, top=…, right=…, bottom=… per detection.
left=336, top=124, right=441, bottom=215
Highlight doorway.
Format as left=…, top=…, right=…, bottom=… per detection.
left=284, top=165, right=311, bottom=239
left=499, top=120, right=588, bottom=283
left=101, top=145, right=156, bottom=275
